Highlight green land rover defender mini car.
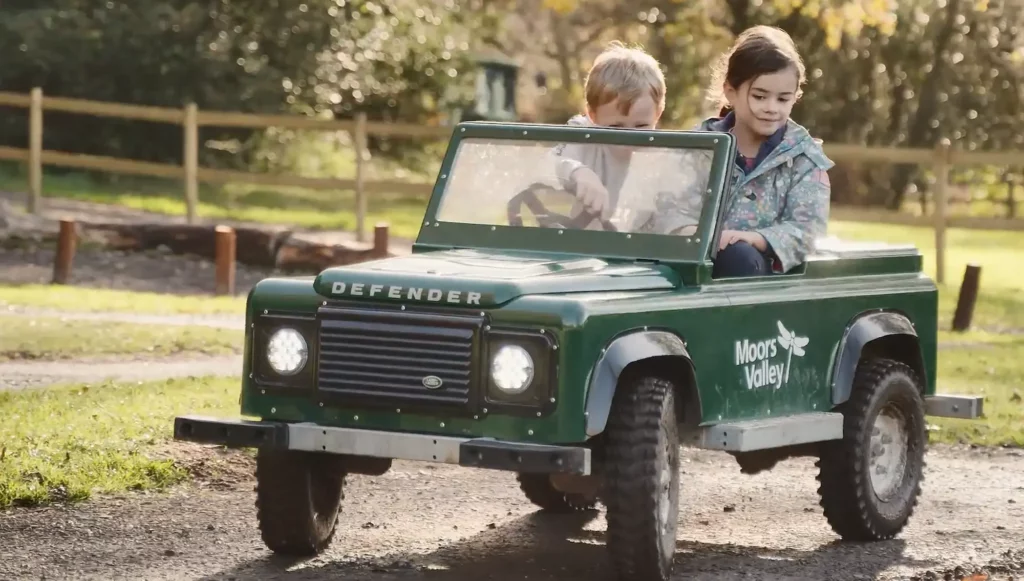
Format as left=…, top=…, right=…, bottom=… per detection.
left=174, top=122, right=984, bottom=580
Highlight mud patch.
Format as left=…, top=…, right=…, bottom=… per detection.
left=152, top=441, right=255, bottom=491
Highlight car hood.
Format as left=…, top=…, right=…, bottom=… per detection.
left=313, top=248, right=680, bottom=307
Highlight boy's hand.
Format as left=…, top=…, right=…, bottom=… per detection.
left=571, top=167, right=612, bottom=219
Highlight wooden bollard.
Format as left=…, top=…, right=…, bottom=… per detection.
left=372, top=222, right=389, bottom=259
left=214, top=225, right=236, bottom=296
left=52, top=219, right=77, bottom=285
left=951, top=263, right=982, bottom=332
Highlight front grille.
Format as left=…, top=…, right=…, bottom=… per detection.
left=315, top=306, right=483, bottom=412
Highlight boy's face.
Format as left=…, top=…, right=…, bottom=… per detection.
left=724, top=67, right=799, bottom=138
left=587, top=94, right=662, bottom=129
left=587, top=94, right=663, bottom=159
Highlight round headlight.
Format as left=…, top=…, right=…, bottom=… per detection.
left=266, top=328, right=308, bottom=375
left=491, top=344, right=534, bottom=394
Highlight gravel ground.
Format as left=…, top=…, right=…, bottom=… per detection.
left=0, top=353, right=242, bottom=390
left=0, top=444, right=1020, bottom=581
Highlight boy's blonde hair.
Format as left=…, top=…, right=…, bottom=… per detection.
left=584, top=41, right=666, bottom=115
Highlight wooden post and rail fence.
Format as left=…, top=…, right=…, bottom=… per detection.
left=1, top=88, right=1022, bottom=288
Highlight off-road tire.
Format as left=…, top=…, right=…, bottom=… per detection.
left=816, top=357, right=927, bottom=541
left=604, top=375, right=680, bottom=581
left=254, top=448, right=347, bottom=556
left=516, top=473, right=598, bottom=513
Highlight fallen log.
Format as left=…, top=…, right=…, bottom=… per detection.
left=78, top=222, right=292, bottom=268
left=69, top=221, right=392, bottom=273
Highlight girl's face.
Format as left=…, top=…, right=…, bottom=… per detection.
left=724, top=67, right=799, bottom=138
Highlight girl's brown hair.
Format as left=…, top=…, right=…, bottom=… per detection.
left=706, top=26, right=806, bottom=117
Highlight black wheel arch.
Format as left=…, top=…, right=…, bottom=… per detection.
left=831, top=310, right=927, bottom=406
left=583, top=328, right=701, bottom=437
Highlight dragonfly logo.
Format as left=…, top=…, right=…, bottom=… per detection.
left=734, top=321, right=809, bottom=390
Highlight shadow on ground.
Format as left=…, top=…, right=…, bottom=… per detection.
left=200, top=510, right=932, bottom=581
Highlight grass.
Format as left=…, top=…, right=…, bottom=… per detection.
left=0, top=284, right=245, bottom=315
left=929, top=330, right=1024, bottom=447
left=0, top=376, right=241, bottom=509
left=0, top=316, right=242, bottom=361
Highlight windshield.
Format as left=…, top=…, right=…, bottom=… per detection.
left=435, top=137, right=714, bottom=236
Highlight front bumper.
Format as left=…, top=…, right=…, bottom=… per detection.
left=173, top=415, right=591, bottom=475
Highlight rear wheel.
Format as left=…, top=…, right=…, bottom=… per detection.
left=516, top=473, right=598, bottom=512
left=816, top=358, right=927, bottom=541
left=604, top=375, right=680, bottom=581
left=255, top=448, right=347, bottom=556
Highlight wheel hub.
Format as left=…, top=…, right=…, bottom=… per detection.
left=656, top=435, right=678, bottom=559
left=869, top=404, right=909, bottom=501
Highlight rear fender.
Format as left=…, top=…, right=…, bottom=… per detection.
left=831, top=311, right=925, bottom=405
left=584, top=329, right=700, bottom=437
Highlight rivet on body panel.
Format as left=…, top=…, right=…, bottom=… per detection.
left=271, top=407, right=277, bottom=413
left=353, top=415, right=359, bottom=421
left=319, top=402, right=324, bottom=407
left=261, top=389, right=265, bottom=395
left=440, top=422, right=446, bottom=428
left=263, top=309, right=268, bottom=314
left=528, top=429, right=534, bottom=435
left=549, top=397, right=556, bottom=403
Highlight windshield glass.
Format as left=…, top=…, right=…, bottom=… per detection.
left=435, top=137, right=714, bottom=235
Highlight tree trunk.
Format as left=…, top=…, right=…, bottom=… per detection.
left=888, top=0, right=961, bottom=210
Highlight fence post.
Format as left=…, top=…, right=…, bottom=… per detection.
left=951, top=263, right=981, bottom=332
left=28, top=87, right=43, bottom=214
left=183, top=102, right=199, bottom=225
left=933, top=139, right=951, bottom=285
left=372, top=222, right=389, bottom=259
left=52, top=218, right=77, bottom=285
left=354, top=112, right=368, bottom=242
left=214, top=225, right=236, bottom=296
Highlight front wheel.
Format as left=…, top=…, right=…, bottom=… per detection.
left=603, top=375, right=680, bottom=581
left=816, top=358, right=927, bottom=541
left=254, top=448, right=347, bottom=556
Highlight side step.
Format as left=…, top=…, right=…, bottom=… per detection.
left=686, top=412, right=844, bottom=452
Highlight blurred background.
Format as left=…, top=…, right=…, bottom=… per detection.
left=1, top=0, right=1021, bottom=225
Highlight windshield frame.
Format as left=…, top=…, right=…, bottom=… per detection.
left=414, top=121, right=736, bottom=265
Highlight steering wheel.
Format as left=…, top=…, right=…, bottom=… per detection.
left=506, top=182, right=618, bottom=232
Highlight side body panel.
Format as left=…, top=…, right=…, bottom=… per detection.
left=575, top=269, right=937, bottom=427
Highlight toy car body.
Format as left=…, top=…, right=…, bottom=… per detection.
left=174, top=122, right=983, bottom=580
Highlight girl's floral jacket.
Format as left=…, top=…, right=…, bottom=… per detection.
left=697, top=114, right=835, bottom=273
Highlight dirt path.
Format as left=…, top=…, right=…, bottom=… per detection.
left=0, top=353, right=242, bottom=390
left=0, top=445, right=1020, bottom=581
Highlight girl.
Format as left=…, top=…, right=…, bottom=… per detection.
left=698, top=25, right=833, bottom=278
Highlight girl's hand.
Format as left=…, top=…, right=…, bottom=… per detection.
left=719, top=229, right=768, bottom=251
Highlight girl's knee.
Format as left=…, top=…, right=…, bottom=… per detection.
left=714, top=242, right=771, bottom=277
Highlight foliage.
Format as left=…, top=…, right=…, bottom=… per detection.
left=0, top=0, right=486, bottom=171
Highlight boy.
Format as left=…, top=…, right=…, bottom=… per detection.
left=549, top=42, right=668, bottom=224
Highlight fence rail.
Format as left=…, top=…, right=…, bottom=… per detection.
left=0, top=88, right=1022, bottom=282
